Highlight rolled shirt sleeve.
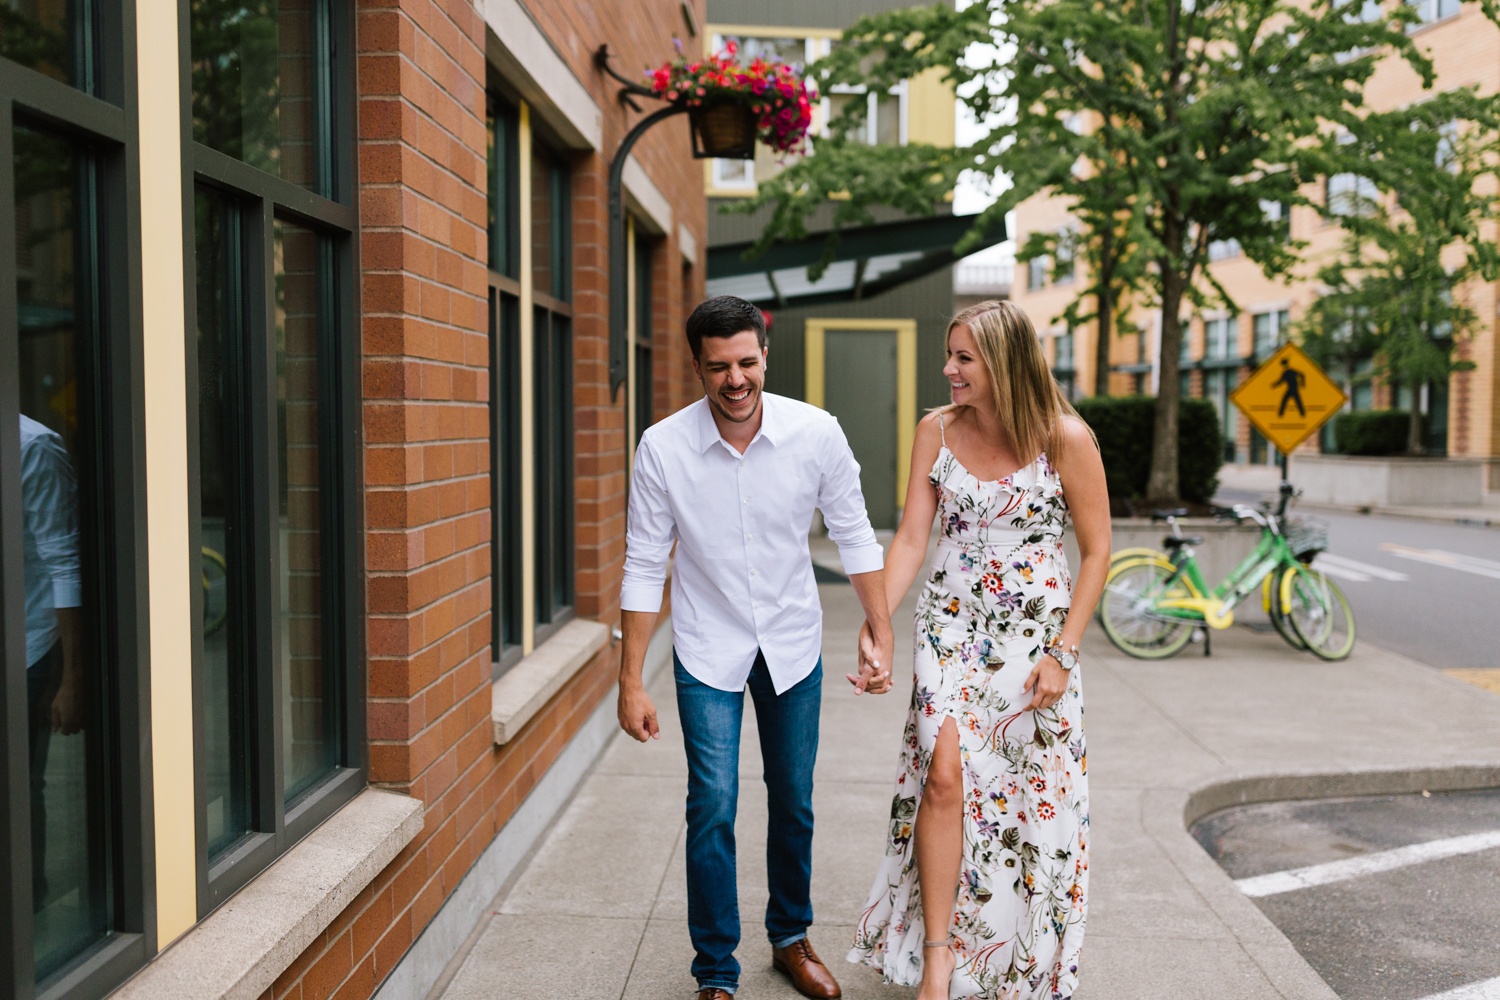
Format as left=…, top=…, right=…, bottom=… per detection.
left=22, top=427, right=82, bottom=609
left=620, top=434, right=676, bottom=613
left=816, top=416, right=884, bottom=576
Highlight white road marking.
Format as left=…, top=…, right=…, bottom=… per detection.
left=1314, top=553, right=1409, bottom=582
left=1309, top=556, right=1372, bottom=582
left=1414, top=976, right=1500, bottom=1000
left=1234, top=829, right=1500, bottom=898
left=1381, top=543, right=1500, bottom=582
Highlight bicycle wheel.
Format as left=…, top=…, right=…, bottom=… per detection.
left=203, top=546, right=229, bottom=636
left=1100, top=558, right=1195, bottom=659
left=1283, top=564, right=1356, bottom=660
left=1264, top=571, right=1306, bottom=650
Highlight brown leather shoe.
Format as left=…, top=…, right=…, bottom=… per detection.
left=772, top=937, right=842, bottom=999
left=696, top=991, right=733, bottom=1000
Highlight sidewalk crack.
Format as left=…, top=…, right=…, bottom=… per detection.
left=620, top=819, right=688, bottom=999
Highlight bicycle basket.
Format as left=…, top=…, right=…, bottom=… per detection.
left=1283, top=516, right=1329, bottom=558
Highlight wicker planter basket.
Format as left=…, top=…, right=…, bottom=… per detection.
left=689, top=102, right=757, bottom=159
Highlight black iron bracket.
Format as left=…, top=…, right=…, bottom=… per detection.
left=596, top=45, right=687, bottom=402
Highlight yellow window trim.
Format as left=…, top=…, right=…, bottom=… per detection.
left=803, top=318, right=918, bottom=508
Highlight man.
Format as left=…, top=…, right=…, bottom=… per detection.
left=20, top=412, right=85, bottom=909
left=617, top=296, right=896, bottom=1000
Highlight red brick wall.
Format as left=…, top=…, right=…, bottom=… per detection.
left=259, top=2, right=706, bottom=999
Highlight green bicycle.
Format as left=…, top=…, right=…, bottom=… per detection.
left=1099, top=483, right=1355, bottom=660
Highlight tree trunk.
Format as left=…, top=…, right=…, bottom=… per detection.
left=1094, top=228, right=1114, bottom=397
left=1408, top=390, right=1424, bottom=455
left=1146, top=260, right=1186, bottom=503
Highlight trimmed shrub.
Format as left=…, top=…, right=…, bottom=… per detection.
left=1073, top=395, right=1224, bottom=503
left=1332, top=410, right=1410, bottom=456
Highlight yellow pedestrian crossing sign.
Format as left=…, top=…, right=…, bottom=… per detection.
left=1230, top=343, right=1347, bottom=455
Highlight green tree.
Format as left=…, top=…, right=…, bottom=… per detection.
left=1301, top=91, right=1500, bottom=454
left=735, top=0, right=1477, bottom=501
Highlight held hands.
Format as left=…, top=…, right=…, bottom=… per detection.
left=617, top=682, right=660, bottom=742
left=1022, top=654, right=1069, bottom=711
left=849, top=619, right=894, bottom=695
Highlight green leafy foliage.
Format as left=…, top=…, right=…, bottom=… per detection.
left=1074, top=395, right=1222, bottom=503
left=1332, top=411, right=1410, bottom=457
left=730, top=0, right=1500, bottom=499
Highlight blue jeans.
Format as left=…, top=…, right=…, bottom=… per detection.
left=674, top=649, right=822, bottom=995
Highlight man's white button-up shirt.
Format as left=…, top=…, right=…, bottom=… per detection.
left=620, top=393, right=884, bottom=693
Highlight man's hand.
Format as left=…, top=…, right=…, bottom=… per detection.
left=618, top=682, right=660, bottom=742
left=1022, top=655, right=1069, bottom=711
left=52, top=671, right=85, bottom=735
left=848, top=619, right=894, bottom=695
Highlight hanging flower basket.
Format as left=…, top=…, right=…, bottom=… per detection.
left=648, top=39, right=815, bottom=159
left=689, top=103, right=758, bottom=159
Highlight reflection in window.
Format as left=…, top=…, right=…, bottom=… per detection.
left=534, top=309, right=573, bottom=624
left=635, top=230, right=654, bottom=447
left=13, top=123, right=115, bottom=985
left=531, top=144, right=568, bottom=300
left=191, top=0, right=329, bottom=192
left=275, top=219, right=337, bottom=802
left=194, top=186, right=255, bottom=859
left=0, top=0, right=94, bottom=90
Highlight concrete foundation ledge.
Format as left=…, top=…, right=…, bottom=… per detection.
left=1184, top=762, right=1500, bottom=829
left=113, top=788, right=423, bottom=1000
left=492, top=618, right=612, bottom=744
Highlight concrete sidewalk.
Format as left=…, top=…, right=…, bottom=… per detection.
left=435, top=579, right=1500, bottom=1000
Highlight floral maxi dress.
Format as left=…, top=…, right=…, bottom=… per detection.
left=849, top=428, right=1088, bottom=1000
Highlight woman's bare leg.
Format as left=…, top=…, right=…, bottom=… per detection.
left=914, top=716, right=963, bottom=1000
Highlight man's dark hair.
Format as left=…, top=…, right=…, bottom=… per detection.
left=685, top=296, right=767, bottom=359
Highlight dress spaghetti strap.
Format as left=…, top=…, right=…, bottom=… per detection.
left=938, top=409, right=946, bottom=447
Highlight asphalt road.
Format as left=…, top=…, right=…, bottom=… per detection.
left=1192, top=789, right=1500, bottom=1000
left=1215, top=491, right=1500, bottom=671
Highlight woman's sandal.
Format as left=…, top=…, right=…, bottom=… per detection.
left=923, top=939, right=953, bottom=949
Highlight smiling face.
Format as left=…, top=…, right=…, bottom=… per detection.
left=944, top=323, right=992, bottom=411
left=692, top=330, right=767, bottom=424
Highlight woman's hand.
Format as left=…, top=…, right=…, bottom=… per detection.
left=1022, top=654, right=1069, bottom=711
left=849, top=619, right=894, bottom=694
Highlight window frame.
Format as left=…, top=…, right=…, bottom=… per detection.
left=0, top=2, right=158, bottom=997
left=487, top=91, right=524, bottom=677
left=178, top=0, right=365, bottom=917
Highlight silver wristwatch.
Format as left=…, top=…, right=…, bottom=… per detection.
left=1046, top=643, right=1080, bottom=671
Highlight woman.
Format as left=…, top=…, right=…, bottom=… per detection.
left=849, top=301, right=1110, bottom=1000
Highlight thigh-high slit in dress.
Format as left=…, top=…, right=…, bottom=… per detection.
left=849, top=418, right=1089, bottom=999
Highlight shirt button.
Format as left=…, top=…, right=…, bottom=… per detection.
left=742, top=498, right=749, bottom=504
left=754, top=601, right=762, bottom=609
left=745, top=533, right=753, bottom=540
left=750, top=569, right=757, bottom=576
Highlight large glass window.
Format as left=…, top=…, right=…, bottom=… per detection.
left=191, top=0, right=331, bottom=194
left=487, top=96, right=523, bottom=672
left=11, top=122, right=117, bottom=990
left=529, top=135, right=573, bottom=635
left=193, top=185, right=254, bottom=860
left=4, top=8, right=150, bottom=994
left=188, top=0, right=358, bottom=914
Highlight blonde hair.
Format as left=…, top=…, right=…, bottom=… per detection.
left=944, top=300, right=1093, bottom=464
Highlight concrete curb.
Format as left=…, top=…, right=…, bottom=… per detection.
left=1293, top=499, right=1500, bottom=530
left=1135, top=762, right=1500, bottom=1000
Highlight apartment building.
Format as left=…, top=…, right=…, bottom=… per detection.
left=0, top=2, right=704, bottom=999
left=1011, top=0, right=1500, bottom=476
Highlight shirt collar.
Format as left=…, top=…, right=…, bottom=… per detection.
left=693, top=392, right=779, bottom=455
